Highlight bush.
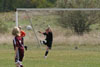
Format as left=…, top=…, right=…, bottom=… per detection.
left=58, top=11, right=100, bottom=35
left=0, top=20, right=8, bottom=33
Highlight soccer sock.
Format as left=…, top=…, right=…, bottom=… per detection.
left=45, top=50, right=49, bottom=56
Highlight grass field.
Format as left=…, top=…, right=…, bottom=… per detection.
left=0, top=12, right=100, bottom=67
left=0, top=44, right=100, bottom=67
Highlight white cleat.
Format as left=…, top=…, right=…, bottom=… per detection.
left=40, top=40, right=43, bottom=44
left=44, top=56, right=47, bottom=59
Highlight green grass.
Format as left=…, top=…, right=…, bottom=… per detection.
left=0, top=44, right=100, bottom=67
left=1, top=12, right=100, bottom=67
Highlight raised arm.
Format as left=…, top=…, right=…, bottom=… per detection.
left=38, top=31, right=44, bottom=34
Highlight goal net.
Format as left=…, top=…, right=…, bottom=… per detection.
left=16, top=8, right=100, bottom=50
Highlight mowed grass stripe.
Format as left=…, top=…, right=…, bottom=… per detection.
left=0, top=48, right=100, bottom=67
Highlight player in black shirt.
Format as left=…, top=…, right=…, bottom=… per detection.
left=38, top=27, right=53, bottom=58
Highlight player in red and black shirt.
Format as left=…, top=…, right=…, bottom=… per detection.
left=12, top=27, right=24, bottom=67
left=38, top=27, right=53, bottom=58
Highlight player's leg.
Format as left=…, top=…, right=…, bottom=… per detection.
left=15, top=50, right=20, bottom=67
left=16, top=61, right=23, bottom=67
left=44, top=41, right=52, bottom=58
left=19, top=50, right=24, bottom=67
left=19, top=62, right=23, bottom=67
left=40, top=40, right=47, bottom=45
left=15, top=58, right=20, bottom=67
left=44, top=46, right=49, bottom=58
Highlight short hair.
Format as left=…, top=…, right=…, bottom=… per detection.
left=12, top=27, right=20, bottom=36
left=46, top=27, right=52, bottom=32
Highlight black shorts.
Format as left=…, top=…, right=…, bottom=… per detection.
left=43, top=40, right=52, bottom=49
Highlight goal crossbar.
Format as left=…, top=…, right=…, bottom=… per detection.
left=17, top=8, right=100, bottom=11
left=16, top=8, right=100, bottom=27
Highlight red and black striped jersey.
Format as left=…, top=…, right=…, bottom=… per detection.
left=13, top=36, right=24, bottom=50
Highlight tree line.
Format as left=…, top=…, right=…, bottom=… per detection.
left=0, top=0, right=57, bottom=12
left=1, top=0, right=100, bottom=12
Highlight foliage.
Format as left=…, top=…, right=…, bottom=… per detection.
left=0, top=0, right=15, bottom=11
left=0, top=0, right=57, bottom=12
left=0, top=20, right=8, bottom=33
left=58, top=11, right=100, bottom=35
left=57, top=0, right=100, bottom=35
left=56, top=0, right=100, bottom=8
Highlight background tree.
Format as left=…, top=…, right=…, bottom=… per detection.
left=0, top=0, right=57, bottom=12
left=59, top=11, right=100, bottom=35
left=56, top=0, right=100, bottom=8
left=57, top=0, right=100, bottom=35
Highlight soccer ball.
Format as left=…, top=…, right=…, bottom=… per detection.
left=26, top=25, right=32, bottom=30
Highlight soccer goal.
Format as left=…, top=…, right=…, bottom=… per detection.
left=16, top=8, right=100, bottom=49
